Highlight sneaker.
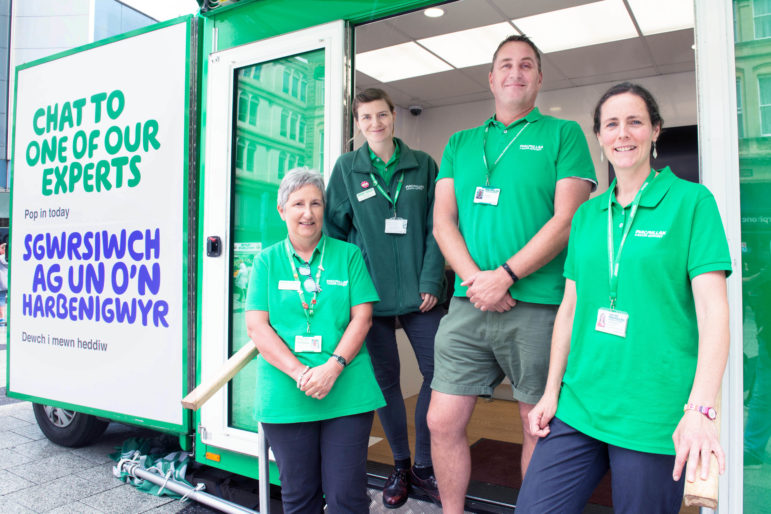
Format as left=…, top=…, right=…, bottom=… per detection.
left=382, top=467, right=410, bottom=509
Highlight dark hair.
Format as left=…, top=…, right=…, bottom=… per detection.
left=353, top=88, right=395, bottom=119
left=592, top=82, right=663, bottom=135
left=491, top=34, right=542, bottom=73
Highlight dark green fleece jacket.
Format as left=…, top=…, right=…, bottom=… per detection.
left=325, top=138, right=445, bottom=316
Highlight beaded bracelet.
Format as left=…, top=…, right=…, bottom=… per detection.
left=296, top=365, right=311, bottom=388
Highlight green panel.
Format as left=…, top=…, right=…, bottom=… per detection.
left=735, top=0, right=771, bottom=511
left=195, top=437, right=281, bottom=484
left=229, top=48, right=326, bottom=431
left=201, top=0, right=444, bottom=50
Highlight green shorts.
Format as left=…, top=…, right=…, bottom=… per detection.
left=431, top=297, right=558, bottom=404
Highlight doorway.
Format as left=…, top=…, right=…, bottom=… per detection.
left=353, top=0, right=698, bottom=510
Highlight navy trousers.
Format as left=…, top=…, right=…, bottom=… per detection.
left=366, top=307, right=442, bottom=466
left=261, top=411, right=374, bottom=514
left=516, top=417, right=685, bottom=514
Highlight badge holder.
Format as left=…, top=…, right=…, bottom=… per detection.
left=385, top=216, right=408, bottom=234
left=474, top=186, right=500, bottom=206
left=294, top=335, right=322, bottom=352
left=595, top=307, right=629, bottom=338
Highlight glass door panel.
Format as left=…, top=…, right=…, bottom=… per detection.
left=229, top=49, right=326, bottom=431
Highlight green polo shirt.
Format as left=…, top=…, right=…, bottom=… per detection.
left=369, top=140, right=401, bottom=185
left=245, top=235, right=385, bottom=423
left=557, top=168, right=732, bottom=454
left=438, top=108, right=596, bottom=304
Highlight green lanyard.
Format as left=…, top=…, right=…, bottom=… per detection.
left=481, top=121, right=530, bottom=186
left=606, top=169, right=655, bottom=309
left=368, top=171, right=404, bottom=217
left=285, top=237, right=326, bottom=333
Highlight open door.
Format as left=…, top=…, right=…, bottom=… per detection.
left=197, top=20, right=348, bottom=476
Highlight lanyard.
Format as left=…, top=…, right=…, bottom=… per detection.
left=482, top=121, right=530, bottom=186
left=606, top=169, right=656, bottom=309
left=285, top=237, right=326, bottom=333
left=369, top=171, right=404, bottom=216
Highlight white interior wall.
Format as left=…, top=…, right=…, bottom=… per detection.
left=387, top=71, right=698, bottom=399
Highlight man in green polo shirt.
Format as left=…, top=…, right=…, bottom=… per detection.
left=426, top=34, right=596, bottom=513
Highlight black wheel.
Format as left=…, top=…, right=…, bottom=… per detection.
left=32, top=403, right=109, bottom=447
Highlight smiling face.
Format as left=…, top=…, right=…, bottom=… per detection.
left=355, top=99, right=395, bottom=147
left=277, top=184, right=324, bottom=245
left=488, top=41, right=543, bottom=118
left=597, top=92, right=661, bottom=174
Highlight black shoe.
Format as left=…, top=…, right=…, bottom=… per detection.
left=409, top=466, right=441, bottom=506
left=382, top=467, right=410, bottom=509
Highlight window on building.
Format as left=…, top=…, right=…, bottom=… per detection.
left=245, top=141, right=256, bottom=172
left=755, top=0, right=771, bottom=39
left=280, top=110, right=289, bottom=137
left=278, top=152, right=287, bottom=178
left=248, top=97, right=259, bottom=126
left=759, top=75, right=771, bottom=135
left=300, top=80, right=308, bottom=102
left=292, top=75, right=300, bottom=98
left=290, top=113, right=298, bottom=140
left=282, top=69, right=291, bottom=94
left=299, top=119, right=306, bottom=143
left=237, top=92, right=249, bottom=122
left=236, top=138, right=245, bottom=169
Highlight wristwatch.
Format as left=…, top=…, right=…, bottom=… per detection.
left=330, top=354, right=347, bottom=368
left=683, top=403, right=717, bottom=420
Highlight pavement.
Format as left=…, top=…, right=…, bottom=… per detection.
left=0, top=327, right=448, bottom=514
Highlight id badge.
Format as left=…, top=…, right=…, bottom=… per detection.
left=357, top=188, right=376, bottom=202
left=473, top=186, right=500, bottom=206
left=278, top=280, right=300, bottom=291
left=294, top=335, right=322, bottom=352
left=595, top=308, right=629, bottom=338
left=385, top=217, right=408, bottom=234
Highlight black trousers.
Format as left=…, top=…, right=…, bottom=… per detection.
left=261, top=411, right=374, bottom=514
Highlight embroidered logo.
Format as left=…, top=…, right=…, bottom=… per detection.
left=326, top=279, right=349, bottom=286
left=405, top=184, right=425, bottom=191
left=634, top=230, right=667, bottom=238
left=361, top=180, right=370, bottom=189
left=520, top=144, right=544, bottom=151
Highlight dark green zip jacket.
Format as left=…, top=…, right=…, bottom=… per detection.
left=325, top=138, right=445, bottom=316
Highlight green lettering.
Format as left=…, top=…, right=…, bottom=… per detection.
left=111, top=156, right=128, bottom=188
left=107, top=90, right=125, bottom=120
left=59, top=102, right=73, bottom=131
left=72, top=130, right=87, bottom=159
left=124, top=123, right=141, bottom=152
left=33, top=108, right=45, bottom=136
left=46, top=104, right=58, bottom=133
left=128, top=155, right=141, bottom=187
left=41, top=136, right=57, bottom=165
left=72, top=98, right=86, bottom=127
left=26, top=140, right=40, bottom=166
left=68, top=161, right=83, bottom=192
left=83, top=162, right=95, bottom=192
left=42, top=167, right=54, bottom=195
left=143, top=119, right=160, bottom=151
left=95, top=160, right=111, bottom=192
left=88, top=129, right=100, bottom=158
left=90, top=92, right=107, bottom=123
left=57, top=135, right=68, bottom=164
left=53, top=165, right=68, bottom=195
left=104, top=126, right=122, bottom=155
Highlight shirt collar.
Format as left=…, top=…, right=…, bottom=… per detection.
left=485, top=107, right=543, bottom=130
left=286, top=234, right=325, bottom=262
left=353, top=137, right=417, bottom=173
left=600, top=167, right=677, bottom=211
left=368, top=139, right=401, bottom=168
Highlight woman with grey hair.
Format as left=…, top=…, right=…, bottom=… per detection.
left=245, top=168, right=385, bottom=513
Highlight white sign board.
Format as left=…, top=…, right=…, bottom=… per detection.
left=9, top=21, right=189, bottom=426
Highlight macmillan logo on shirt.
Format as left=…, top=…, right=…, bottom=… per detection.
left=405, top=184, right=425, bottom=191
left=634, top=229, right=667, bottom=238
left=326, top=279, right=349, bottom=286
left=520, top=144, right=543, bottom=151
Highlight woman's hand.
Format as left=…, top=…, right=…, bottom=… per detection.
left=672, top=410, right=725, bottom=482
left=300, top=360, right=343, bottom=400
left=419, top=293, right=438, bottom=312
left=528, top=391, right=558, bottom=438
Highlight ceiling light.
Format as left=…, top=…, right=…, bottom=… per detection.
left=424, top=7, right=444, bottom=18
left=418, top=22, right=518, bottom=69
left=627, top=0, right=694, bottom=35
left=513, top=0, right=638, bottom=53
left=356, top=42, right=453, bottom=82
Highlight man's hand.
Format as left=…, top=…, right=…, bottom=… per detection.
left=462, top=268, right=516, bottom=312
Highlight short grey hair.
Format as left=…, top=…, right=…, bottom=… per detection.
left=277, top=167, right=325, bottom=209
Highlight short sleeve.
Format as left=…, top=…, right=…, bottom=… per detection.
left=347, top=246, right=380, bottom=306
left=687, top=189, right=732, bottom=279
left=564, top=208, right=582, bottom=281
left=556, top=121, right=596, bottom=186
left=437, top=134, right=457, bottom=181
left=245, top=251, right=270, bottom=311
